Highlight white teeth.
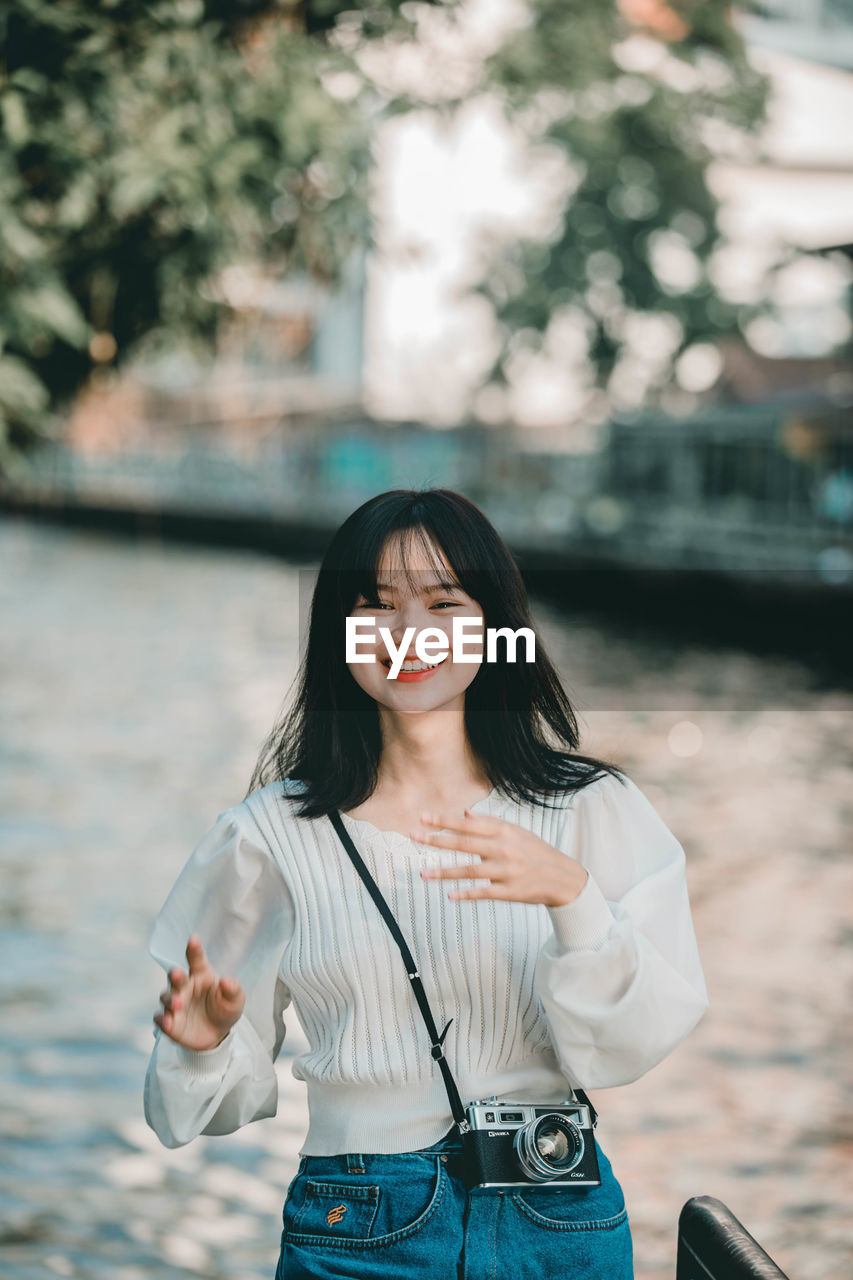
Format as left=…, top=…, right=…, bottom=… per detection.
left=384, top=659, right=441, bottom=672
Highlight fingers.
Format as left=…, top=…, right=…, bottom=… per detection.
left=159, top=962, right=189, bottom=1014
left=420, top=858, right=494, bottom=882
left=447, top=884, right=512, bottom=901
left=420, top=859, right=495, bottom=906
left=208, top=974, right=245, bottom=1030
left=154, top=944, right=207, bottom=1027
left=185, top=934, right=211, bottom=975
left=159, top=986, right=183, bottom=1013
left=409, top=826, right=492, bottom=851
left=410, top=811, right=502, bottom=850
left=217, top=975, right=243, bottom=1004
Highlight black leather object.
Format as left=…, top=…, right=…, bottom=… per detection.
left=677, top=1196, right=791, bottom=1279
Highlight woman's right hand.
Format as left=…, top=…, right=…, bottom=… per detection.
left=153, top=934, right=246, bottom=1051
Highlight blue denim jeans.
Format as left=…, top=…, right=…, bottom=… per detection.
left=275, top=1124, right=634, bottom=1279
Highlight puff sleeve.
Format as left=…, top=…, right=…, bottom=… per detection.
left=143, top=802, right=295, bottom=1148
left=534, top=771, right=709, bottom=1089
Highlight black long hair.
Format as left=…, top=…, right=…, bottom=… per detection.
left=246, top=488, right=626, bottom=817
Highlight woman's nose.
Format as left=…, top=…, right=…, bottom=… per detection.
left=390, top=601, right=429, bottom=641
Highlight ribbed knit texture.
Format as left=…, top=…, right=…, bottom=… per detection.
left=265, top=786, right=558, bottom=1084
left=143, top=774, right=709, bottom=1155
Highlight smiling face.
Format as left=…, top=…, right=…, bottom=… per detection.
left=346, top=530, right=485, bottom=716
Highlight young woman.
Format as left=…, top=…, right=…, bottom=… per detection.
left=144, top=487, right=709, bottom=1279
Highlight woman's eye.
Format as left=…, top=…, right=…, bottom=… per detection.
left=355, top=600, right=460, bottom=610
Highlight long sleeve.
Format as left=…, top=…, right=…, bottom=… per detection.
left=143, top=802, right=295, bottom=1148
left=533, top=771, right=709, bottom=1089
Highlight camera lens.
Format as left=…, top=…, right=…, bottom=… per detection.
left=513, top=1113, right=584, bottom=1182
left=537, top=1127, right=569, bottom=1162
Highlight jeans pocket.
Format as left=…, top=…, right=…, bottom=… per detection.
left=509, top=1141, right=628, bottom=1233
left=284, top=1156, right=446, bottom=1249
left=291, top=1180, right=381, bottom=1240
left=511, top=1189, right=628, bottom=1232
left=504, top=1198, right=634, bottom=1280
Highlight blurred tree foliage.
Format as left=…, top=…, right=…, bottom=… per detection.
left=0, top=0, right=766, bottom=468
left=476, top=0, right=768, bottom=407
left=0, top=0, right=414, bottom=469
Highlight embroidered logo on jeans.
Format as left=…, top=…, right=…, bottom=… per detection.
left=326, top=1204, right=347, bottom=1226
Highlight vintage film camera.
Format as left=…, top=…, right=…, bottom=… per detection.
left=461, top=1097, right=601, bottom=1189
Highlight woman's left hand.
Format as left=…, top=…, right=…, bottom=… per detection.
left=409, top=810, right=588, bottom=908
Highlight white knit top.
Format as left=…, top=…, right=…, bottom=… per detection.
left=143, top=772, right=709, bottom=1156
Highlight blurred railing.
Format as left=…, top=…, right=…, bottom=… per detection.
left=601, top=404, right=853, bottom=581
left=3, top=404, right=852, bottom=590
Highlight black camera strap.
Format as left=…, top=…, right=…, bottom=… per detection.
left=328, top=809, right=470, bottom=1135
left=328, top=809, right=598, bottom=1133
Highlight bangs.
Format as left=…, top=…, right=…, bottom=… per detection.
left=357, top=524, right=463, bottom=603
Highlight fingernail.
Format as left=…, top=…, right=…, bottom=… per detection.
left=420, top=812, right=432, bottom=823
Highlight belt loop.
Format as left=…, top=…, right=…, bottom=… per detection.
left=346, top=1151, right=366, bottom=1174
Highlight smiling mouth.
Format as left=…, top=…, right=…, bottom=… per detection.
left=381, top=657, right=448, bottom=672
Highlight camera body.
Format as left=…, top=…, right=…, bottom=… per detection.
left=460, top=1097, right=601, bottom=1189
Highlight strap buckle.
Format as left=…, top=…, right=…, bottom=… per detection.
left=430, top=1016, right=454, bottom=1061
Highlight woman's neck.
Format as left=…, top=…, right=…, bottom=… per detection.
left=361, top=706, right=491, bottom=815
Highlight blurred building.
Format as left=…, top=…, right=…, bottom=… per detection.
left=709, top=21, right=853, bottom=358
left=65, top=248, right=366, bottom=454
left=740, top=0, right=853, bottom=73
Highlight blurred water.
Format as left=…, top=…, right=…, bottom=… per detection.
left=1, top=515, right=850, bottom=1279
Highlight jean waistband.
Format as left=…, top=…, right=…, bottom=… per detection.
left=418, top=1123, right=464, bottom=1153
